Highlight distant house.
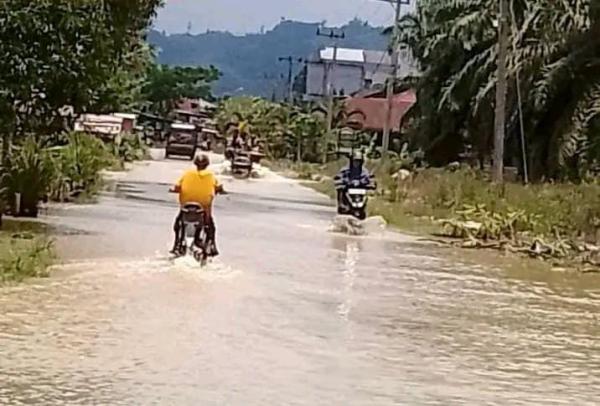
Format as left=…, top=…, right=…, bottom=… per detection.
left=345, top=89, right=417, bottom=133
left=74, top=113, right=138, bottom=140
left=175, top=97, right=217, bottom=127
left=297, top=46, right=419, bottom=100
left=177, top=98, right=216, bottom=115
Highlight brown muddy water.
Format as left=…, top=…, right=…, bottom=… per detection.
left=1, top=152, right=600, bottom=405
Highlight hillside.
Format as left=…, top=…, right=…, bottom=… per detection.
left=147, top=19, right=388, bottom=97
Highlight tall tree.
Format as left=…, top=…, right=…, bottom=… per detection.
left=399, top=0, right=600, bottom=181
left=141, top=64, right=221, bottom=116
left=0, top=0, right=163, bottom=158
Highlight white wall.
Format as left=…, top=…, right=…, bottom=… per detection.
left=306, top=62, right=364, bottom=97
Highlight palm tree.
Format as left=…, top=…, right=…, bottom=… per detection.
left=399, top=0, right=600, bottom=181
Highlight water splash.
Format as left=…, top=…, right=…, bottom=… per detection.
left=329, top=215, right=387, bottom=236
left=49, top=255, right=242, bottom=283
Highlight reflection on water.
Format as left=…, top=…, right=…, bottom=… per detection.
left=2, top=158, right=600, bottom=405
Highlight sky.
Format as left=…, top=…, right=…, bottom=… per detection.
left=154, top=0, right=414, bottom=34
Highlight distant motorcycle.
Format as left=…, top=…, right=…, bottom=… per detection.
left=230, top=149, right=253, bottom=179
left=226, top=148, right=265, bottom=179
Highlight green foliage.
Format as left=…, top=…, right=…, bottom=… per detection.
left=47, top=133, right=117, bottom=202
left=1, top=137, right=54, bottom=216
left=216, top=97, right=364, bottom=162
left=114, top=133, right=149, bottom=163
left=1, top=132, right=147, bottom=211
left=383, top=167, right=600, bottom=241
left=0, top=234, right=54, bottom=283
left=142, top=64, right=220, bottom=116
left=399, top=0, right=600, bottom=180
left=0, top=0, right=162, bottom=139
left=448, top=204, right=541, bottom=241
left=94, top=43, right=156, bottom=113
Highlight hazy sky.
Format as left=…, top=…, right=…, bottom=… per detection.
left=154, top=0, right=414, bottom=34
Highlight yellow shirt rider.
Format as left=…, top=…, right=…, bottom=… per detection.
left=170, top=154, right=224, bottom=256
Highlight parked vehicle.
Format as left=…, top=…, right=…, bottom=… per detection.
left=165, top=123, right=198, bottom=160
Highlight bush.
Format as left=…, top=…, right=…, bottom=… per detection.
left=47, top=132, right=116, bottom=202
left=393, top=167, right=600, bottom=241
left=1, top=137, right=54, bottom=216
left=0, top=236, right=54, bottom=283
left=112, top=132, right=149, bottom=163
left=1, top=132, right=122, bottom=214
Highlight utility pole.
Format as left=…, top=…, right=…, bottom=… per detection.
left=378, top=0, right=409, bottom=161
left=278, top=56, right=304, bottom=104
left=263, top=72, right=286, bottom=102
left=493, top=0, right=509, bottom=183
left=317, top=27, right=345, bottom=162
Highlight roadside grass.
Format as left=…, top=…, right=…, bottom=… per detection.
left=0, top=219, right=55, bottom=284
left=272, top=159, right=600, bottom=269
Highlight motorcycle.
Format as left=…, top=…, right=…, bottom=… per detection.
left=231, top=150, right=253, bottom=179
left=225, top=148, right=253, bottom=179
left=337, top=179, right=376, bottom=221
left=175, top=202, right=210, bottom=266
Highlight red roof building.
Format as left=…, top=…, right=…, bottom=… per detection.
left=345, top=90, right=416, bottom=132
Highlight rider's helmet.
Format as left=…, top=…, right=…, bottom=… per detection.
left=351, top=149, right=364, bottom=166
left=349, top=149, right=364, bottom=177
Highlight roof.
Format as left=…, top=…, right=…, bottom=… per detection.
left=201, top=128, right=219, bottom=134
left=178, top=98, right=217, bottom=112
left=197, top=98, right=216, bottom=109
left=135, top=111, right=174, bottom=123
left=171, top=123, right=196, bottom=131
left=78, top=114, right=123, bottom=124
left=320, top=47, right=365, bottom=63
left=174, top=109, right=204, bottom=117
left=114, top=113, right=137, bottom=120
left=345, top=90, right=417, bottom=132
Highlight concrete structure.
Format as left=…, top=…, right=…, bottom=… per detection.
left=74, top=113, right=138, bottom=140
left=300, top=46, right=419, bottom=99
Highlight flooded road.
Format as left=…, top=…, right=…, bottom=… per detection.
left=2, top=153, right=600, bottom=405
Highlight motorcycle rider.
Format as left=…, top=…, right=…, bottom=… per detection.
left=334, top=150, right=373, bottom=207
left=170, top=154, right=223, bottom=256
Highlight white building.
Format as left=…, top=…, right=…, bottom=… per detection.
left=300, top=46, right=420, bottom=99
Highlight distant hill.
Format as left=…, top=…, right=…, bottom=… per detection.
left=147, top=19, right=388, bottom=97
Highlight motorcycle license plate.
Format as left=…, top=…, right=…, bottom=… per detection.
left=348, top=188, right=367, bottom=195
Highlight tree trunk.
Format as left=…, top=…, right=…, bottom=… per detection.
left=296, top=135, right=302, bottom=162
left=493, top=0, right=509, bottom=183
left=1, top=132, right=9, bottom=164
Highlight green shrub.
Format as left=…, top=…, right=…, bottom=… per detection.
left=113, top=132, right=149, bottom=163
left=1, top=137, right=54, bottom=216
left=47, top=132, right=116, bottom=202
left=0, top=236, right=54, bottom=283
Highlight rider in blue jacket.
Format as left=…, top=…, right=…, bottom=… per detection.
left=334, top=151, right=373, bottom=205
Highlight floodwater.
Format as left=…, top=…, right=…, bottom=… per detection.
left=1, top=151, right=600, bottom=405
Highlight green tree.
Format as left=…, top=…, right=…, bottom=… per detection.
left=216, top=97, right=333, bottom=162
left=399, top=0, right=600, bottom=181
left=141, top=64, right=221, bottom=116
left=0, top=0, right=163, bottom=159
